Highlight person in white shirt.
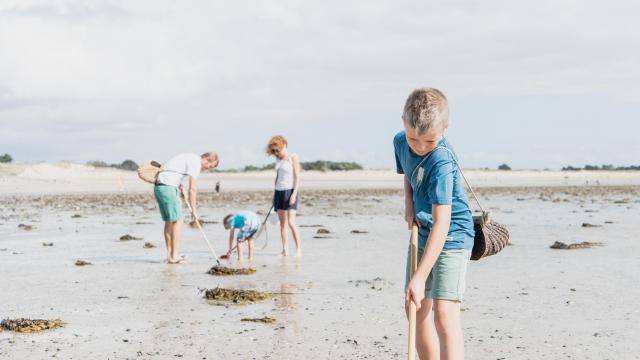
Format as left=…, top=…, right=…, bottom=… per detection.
left=154, top=152, right=219, bottom=263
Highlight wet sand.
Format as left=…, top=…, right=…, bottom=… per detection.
left=1, top=171, right=639, bottom=358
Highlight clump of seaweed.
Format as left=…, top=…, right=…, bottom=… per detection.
left=241, top=317, right=276, bottom=324
left=316, top=228, right=330, bottom=234
left=42, top=242, right=54, bottom=247
left=75, top=260, right=92, bottom=266
left=189, top=219, right=203, bottom=228
left=18, top=224, right=35, bottom=231
left=204, top=287, right=271, bottom=305
left=143, top=242, right=156, bottom=249
left=1, top=318, right=64, bottom=333
left=550, top=241, right=604, bottom=249
left=119, top=234, right=143, bottom=241
left=207, top=266, right=256, bottom=276
left=189, top=219, right=219, bottom=228
left=581, top=223, right=602, bottom=228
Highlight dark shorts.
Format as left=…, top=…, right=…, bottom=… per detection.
left=239, top=228, right=259, bottom=243
left=273, top=189, right=298, bottom=211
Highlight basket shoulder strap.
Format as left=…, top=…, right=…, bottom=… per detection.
left=434, top=146, right=486, bottom=214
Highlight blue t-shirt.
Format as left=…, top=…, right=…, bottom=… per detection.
left=230, top=211, right=261, bottom=241
left=394, top=131, right=475, bottom=250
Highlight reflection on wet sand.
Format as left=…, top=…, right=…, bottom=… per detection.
left=268, top=256, right=303, bottom=358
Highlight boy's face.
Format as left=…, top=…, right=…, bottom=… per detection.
left=404, top=124, right=444, bottom=156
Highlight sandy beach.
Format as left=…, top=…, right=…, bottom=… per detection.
left=1, top=164, right=639, bottom=359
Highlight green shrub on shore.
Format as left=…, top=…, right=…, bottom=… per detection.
left=86, top=160, right=139, bottom=171
left=86, top=160, right=109, bottom=167
left=562, top=164, right=640, bottom=171
left=216, top=160, right=364, bottom=172
left=0, top=153, right=13, bottom=163
left=301, top=161, right=363, bottom=171
left=115, top=160, right=139, bottom=171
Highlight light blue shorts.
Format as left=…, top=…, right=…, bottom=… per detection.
left=154, top=185, right=182, bottom=222
left=405, top=246, right=471, bottom=301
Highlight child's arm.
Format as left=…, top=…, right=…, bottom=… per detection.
left=227, top=229, right=235, bottom=254
left=404, top=177, right=415, bottom=230
left=406, top=204, right=452, bottom=309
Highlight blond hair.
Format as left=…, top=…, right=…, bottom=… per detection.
left=265, top=135, right=288, bottom=155
left=402, top=88, right=449, bottom=134
left=201, top=152, right=219, bottom=166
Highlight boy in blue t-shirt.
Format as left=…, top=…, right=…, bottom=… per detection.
left=223, top=210, right=261, bottom=261
left=394, top=88, right=475, bottom=359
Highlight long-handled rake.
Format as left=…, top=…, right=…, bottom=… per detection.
left=257, top=206, right=274, bottom=251
left=408, top=223, right=418, bottom=360
left=181, top=188, right=221, bottom=266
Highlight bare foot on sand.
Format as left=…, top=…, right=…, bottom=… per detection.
left=295, top=250, right=302, bottom=257
left=281, top=249, right=288, bottom=256
left=168, top=256, right=187, bottom=264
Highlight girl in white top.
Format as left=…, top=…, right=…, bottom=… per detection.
left=266, top=135, right=302, bottom=257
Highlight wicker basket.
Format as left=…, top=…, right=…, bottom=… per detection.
left=137, top=160, right=162, bottom=184
left=471, top=213, right=510, bottom=261
left=411, top=146, right=511, bottom=261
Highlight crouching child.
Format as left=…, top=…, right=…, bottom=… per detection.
left=223, top=211, right=261, bottom=261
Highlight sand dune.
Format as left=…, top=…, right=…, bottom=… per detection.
left=1, top=162, right=639, bottom=195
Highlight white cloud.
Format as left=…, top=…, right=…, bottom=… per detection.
left=0, top=0, right=638, bottom=167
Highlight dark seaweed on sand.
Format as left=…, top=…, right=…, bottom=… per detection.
left=550, top=241, right=604, bottom=249
left=1, top=318, right=64, bottom=333
left=207, top=266, right=256, bottom=276
left=241, top=317, right=276, bottom=324
left=204, top=287, right=271, bottom=304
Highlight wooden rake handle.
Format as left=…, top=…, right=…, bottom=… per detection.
left=181, top=188, right=220, bottom=265
left=408, top=223, right=419, bottom=360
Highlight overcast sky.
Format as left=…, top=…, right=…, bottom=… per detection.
left=1, top=0, right=638, bottom=169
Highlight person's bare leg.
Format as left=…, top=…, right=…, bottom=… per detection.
left=406, top=297, right=439, bottom=359
left=434, top=299, right=464, bottom=360
left=164, top=221, right=173, bottom=262
left=247, top=239, right=254, bottom=261
left=287, top=209, right=301, bottom=256
left=169, top=220, right=182, bottom=262
left=237, top=241, right=243, bottom=262
left=277, top=210, right=289, bottom=256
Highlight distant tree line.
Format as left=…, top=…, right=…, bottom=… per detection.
left=562, top=164, right=640, bottom=171
left=301, top=160, right=363, bottom=171
left=86, top=160, right=139, bottom=171
left=216, top=160, right=364, bottom=173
